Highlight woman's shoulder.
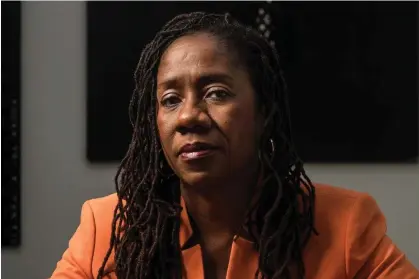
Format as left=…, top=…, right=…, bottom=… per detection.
left=86, top=192, right=119, bottom=211
left=85, top=193, right=119, bottom=232
left=81, top=193, right=119, bottom=277
left=311, top=182, right=383, bottom=235
left=304, top=183, right=387, bottom=276
left=313, top=182, right=371, bottom=202
left=87, top=192, right=119, bottom=206
left=82, top=193, right=119, bottom=244
left=312, top=183, right=382, bottom=219
left=51, top=193, right=119, bottom=278
left=307, top=184, right=418, bottom=277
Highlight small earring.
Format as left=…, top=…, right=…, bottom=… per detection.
left=269, top=138, right=275, bottom=159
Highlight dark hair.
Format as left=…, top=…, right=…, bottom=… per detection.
left=98, top=12, right=316, bottom=279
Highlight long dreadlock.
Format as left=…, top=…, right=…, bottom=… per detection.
left=97, top=12, right=317, bottom=279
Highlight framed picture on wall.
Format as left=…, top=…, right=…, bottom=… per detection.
left=87, top=2, right=418, bottom=164
left=2, top=1, right=22, bottom=248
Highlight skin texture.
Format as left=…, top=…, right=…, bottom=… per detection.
left=156, top=32, right=263, bottom=279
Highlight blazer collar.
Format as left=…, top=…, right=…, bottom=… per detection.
left=178, top=168, right=265, bottom=250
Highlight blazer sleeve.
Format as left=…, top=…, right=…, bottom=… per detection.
left=345, top=193, right=419, bottom=279
left=50, top=201, right=96, bottom=279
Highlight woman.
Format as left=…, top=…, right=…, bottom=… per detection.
left=51, top=12, right=418, bottom=279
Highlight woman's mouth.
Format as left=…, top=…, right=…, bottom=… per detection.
left=178, top=142, right=217, bottom=160
left=180, top=149, right=215, bottom=160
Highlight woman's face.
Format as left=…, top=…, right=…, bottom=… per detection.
left=156, top=33, right=262, bottom=188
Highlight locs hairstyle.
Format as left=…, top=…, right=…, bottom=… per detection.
left=98, top=12, right=316, bottom=279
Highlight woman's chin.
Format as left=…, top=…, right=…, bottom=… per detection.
left=178, top=169, right=224, bottom=189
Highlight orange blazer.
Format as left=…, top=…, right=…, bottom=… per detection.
left=50, top=184, right=419, bottom=279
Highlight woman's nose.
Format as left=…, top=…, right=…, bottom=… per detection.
left=176, top=99, right=211, bottom=134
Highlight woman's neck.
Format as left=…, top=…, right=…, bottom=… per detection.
left=180, top=165, right=260, bottom=239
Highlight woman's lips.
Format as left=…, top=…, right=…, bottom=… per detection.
left=178, top=142, right=217, bottom=160
left=180, top=149, right=215, bottom=160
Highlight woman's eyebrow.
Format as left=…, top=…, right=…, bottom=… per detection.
left=158, top=72, right=234, bottom=89
left=196, top=73, right=234, bottom=87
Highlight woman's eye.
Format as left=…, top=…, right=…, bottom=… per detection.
left=161, top=95, right=180, bottom=108
left=206, top=89, right=230, bottom=101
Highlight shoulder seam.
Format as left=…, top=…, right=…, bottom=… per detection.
left=86, top=200, right=97, bottom=279
left=344, top=193, right=366, bottom=279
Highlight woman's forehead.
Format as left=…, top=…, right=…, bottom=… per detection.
left=160, top=33, right=230, bottom=65
left=157, top=33, right=243, bottom=84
